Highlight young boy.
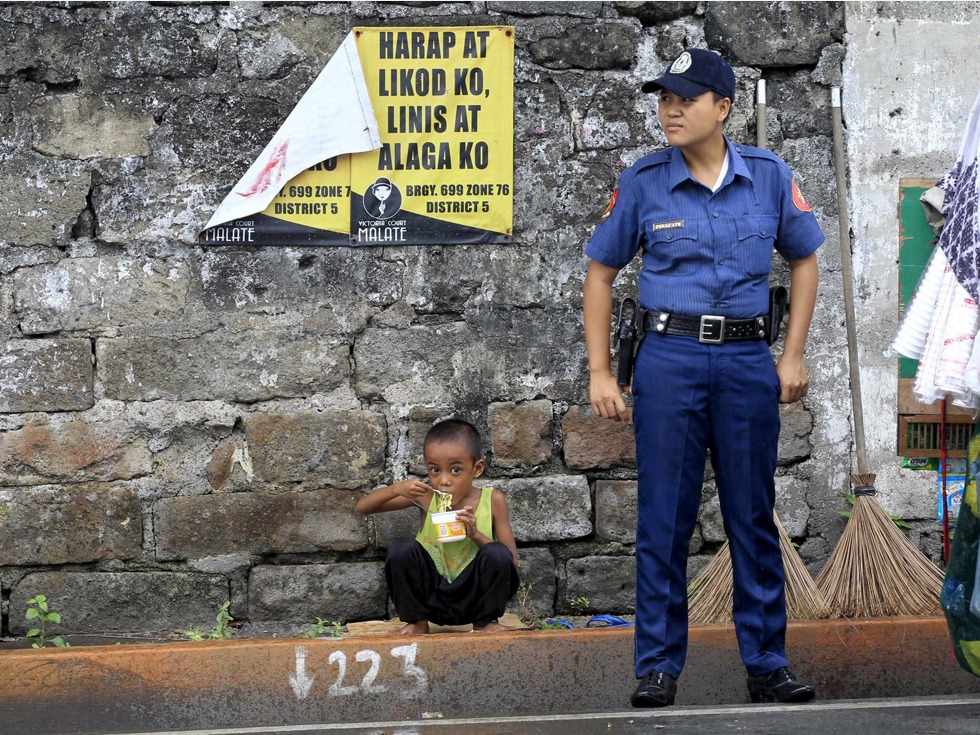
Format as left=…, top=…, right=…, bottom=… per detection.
left=356, top=419, right=519, bottom=634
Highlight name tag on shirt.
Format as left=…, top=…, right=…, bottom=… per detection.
left=652, top=219, right=684, bottom=232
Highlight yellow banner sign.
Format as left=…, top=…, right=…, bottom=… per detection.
left=201, top=26, right=514, bottom=247
left=351, top=26, right=514, bottom=245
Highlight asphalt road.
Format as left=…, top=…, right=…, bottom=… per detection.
left=101, top=696, right=980, bottom=735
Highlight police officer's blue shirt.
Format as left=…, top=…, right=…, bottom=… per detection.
left=585, top=137, right=824, bottom=319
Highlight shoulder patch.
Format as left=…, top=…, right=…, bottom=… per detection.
left=599, top=189, right=619, bottom=223
left=792, top=179, right=812, bottom=212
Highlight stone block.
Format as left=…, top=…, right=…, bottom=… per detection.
left=0, top=154, right=90, bottom=247
left=244, top=409, right=386, bottom=489
left=97, top=333, right=350, bottom=402
left=373, top=505, right=422, bottom=550
left=595, top=480, right=637, bottom=543
left=0, top=339, right=94, bottom=412
left=559, top=74, right=650, bottom=151
left=509, top=546, right=556, bottom=619
left=0, top=421, right=151, bottom=486
left=248, top=563, right=386, bottom=624
left=97, top=17, right=218, bottom=79
left=529, top=20, right=639, bottom=70
left=356, top=310, right=588, bottom=407
left=778, top=402, right=814, bottom=466
left=562, top=405, right=636, bottom=469
left=354, top=323, right=465, bottom=406
left=237, top=33, right=303, bottom=80
left=494, top=475, right=592, bottom=542
left=154, top=489, right=368, bottom=560
left=196, top=247, right=402, bottom=326
left=91, top=165, right=227, bottom=245
left=613, top=1, right=698, bottom=24
left=13, top=257, right=191, bottom=336
left=697, top=485, right=726, bottom=543
left=9, top=572, right=229, bottom=635
left=471, top=306, right=588, bottom=404
left=0, top=9, right=86, bottom=84
left=0, top=484, right=142, bottom=565
left=769, top=71, right=833, bottom=139
left=775, top=475, right=812, bottom=538
left=489, top=400, right=553, bottom=468
left=405, top=407, right=454, bottom=476
left=515, top=80, right=574, bottom=148
left=565, top=556, right=636, bottom=614
left=705, top=1, right=842, bottom=67
left=31, top=95, right=156, bottom=159
left=489, top=2, right=600, bottom=17
left=205, top=437, right=255, bottom=494
left=812, top=43, right=845, bottom=87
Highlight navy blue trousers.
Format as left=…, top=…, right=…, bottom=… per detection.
left=632, top=334, right=788, bottom=679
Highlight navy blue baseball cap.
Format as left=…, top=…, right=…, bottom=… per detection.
left=642, top=48, right=736, bottom=102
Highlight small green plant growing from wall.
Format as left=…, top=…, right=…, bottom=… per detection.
left=515, top=582, right=574, bottom=631
left=569, top=596, right=590, bottom=615
left=302, top=618, right=344, bottom=638
left=184, top=601, right=234, bottom=641
left=25, top=595, right=69, bottom=648
left=515, top=581, right=541, bottom=628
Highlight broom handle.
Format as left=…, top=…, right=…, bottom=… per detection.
left=831, top=87, right=870, bottom=476
left=756, top=79, right=767, bottom=148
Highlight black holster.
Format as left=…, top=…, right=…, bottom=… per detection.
left=767, top=286, right=788, bottom=346
left=615, top=298, right=640, bottom=387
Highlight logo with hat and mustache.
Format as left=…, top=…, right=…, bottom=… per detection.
left=363, top=177, right=403, bottom=220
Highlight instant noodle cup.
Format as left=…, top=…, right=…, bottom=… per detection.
left=431, top=511, right=467, bottom=543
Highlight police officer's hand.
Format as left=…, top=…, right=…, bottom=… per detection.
left=775, top=354, right=808, bottom=404
left=590, top=370, right=631, bottom=422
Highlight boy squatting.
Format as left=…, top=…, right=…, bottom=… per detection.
left=356, top=419, right=520, bottom=634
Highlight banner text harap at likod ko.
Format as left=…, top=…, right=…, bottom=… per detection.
left=351, top=26, right=514, bottom=246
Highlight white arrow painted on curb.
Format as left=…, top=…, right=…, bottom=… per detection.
left=289, top=646, right=315, bottom=700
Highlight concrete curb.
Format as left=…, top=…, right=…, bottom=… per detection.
left=1, top=616, right=976, bottom=734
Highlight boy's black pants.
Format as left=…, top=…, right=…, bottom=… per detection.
left=385, top=536, right=519, bottom=627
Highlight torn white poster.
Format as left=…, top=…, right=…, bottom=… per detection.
left=202, top=31, right=381, bottom=232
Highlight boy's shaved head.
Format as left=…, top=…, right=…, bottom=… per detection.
left=424, top=419, right=482, bottom=462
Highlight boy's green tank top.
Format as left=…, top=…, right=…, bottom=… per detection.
left=416, top=486, right=495, bottom=582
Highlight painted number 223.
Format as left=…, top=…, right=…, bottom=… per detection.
left=327, top=643, right=427, bottom=696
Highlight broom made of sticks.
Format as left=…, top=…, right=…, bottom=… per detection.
left=688, top=512, right=832, bottom=625
left=813, top=88, right=943, bottom=618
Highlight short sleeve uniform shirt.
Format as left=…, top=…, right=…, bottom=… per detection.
left=585, top=137, right=824, bottom=319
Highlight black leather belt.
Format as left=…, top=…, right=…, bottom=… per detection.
left=642, top=311, right=768, bottom=344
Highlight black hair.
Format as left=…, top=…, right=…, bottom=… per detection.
left=424, top=419, right=483, bottom=462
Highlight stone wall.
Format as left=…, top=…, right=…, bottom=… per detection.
left=0, top=0, right=923, bottom=635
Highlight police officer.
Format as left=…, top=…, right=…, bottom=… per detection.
left=583, top=49, right=821, bottom=707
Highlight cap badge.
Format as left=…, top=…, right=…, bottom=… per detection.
left=670, top=52, right=692, bottom=74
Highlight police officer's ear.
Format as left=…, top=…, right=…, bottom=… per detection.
left=714, top=93, right=732, bottom=124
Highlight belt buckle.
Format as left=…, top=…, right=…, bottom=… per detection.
left=699, top=315, right=725, bottom=344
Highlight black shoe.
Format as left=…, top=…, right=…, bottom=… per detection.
left=631, top=669, right=677, bottom=708
left=746, top=667, right=816, bottom=703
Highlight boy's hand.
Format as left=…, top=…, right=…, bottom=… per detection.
left=391, top=478, right=434, bottom=500
left=457, top=505, right=479, bottom=539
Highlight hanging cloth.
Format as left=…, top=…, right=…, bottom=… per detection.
left=890, top=89, right=980, bottom=408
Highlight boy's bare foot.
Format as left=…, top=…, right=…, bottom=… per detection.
left=472, top=621, right=512, bottom=633
left=394, top=620, right=430, bottom=635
